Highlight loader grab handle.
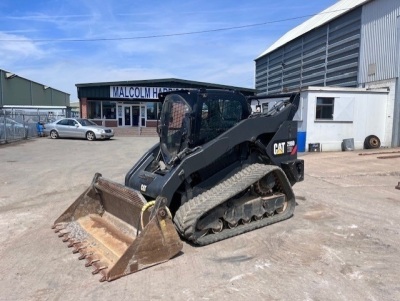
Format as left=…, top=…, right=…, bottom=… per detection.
left=140, top=200, right=173, bottom=230
left=140, top=200, right=155, bottom=230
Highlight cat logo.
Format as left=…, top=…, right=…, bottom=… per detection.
left=273, top=142, right=286, bottom=155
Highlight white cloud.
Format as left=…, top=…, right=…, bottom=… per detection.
left=0, top=33, right=45, bottom=65
left=14, top=64, right=175, bottom=100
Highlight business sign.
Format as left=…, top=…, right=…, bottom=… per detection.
left=110, top=86, right=183, bottom=99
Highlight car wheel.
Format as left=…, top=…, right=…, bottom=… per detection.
left=50, top=130, right=59, bottom=139
left=364, top=135, right=381, bottom=149
left=86, top=131, right=96, bottom=141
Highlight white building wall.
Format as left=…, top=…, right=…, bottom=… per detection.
left=302, top=88, right=390, bottom=151
left=364, top=79, right=396, bottom=148
left=294, top=96, right=306, bottom=132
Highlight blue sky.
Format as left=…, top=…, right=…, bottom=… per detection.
left=0, top=0, right=337, bottom=100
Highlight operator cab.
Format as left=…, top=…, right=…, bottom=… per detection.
left=158, top=89, right=250, bottom=166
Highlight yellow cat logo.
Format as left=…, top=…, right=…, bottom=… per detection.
left=273, top=142, right=286, bottom=155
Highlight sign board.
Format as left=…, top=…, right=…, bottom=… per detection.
left=110, top=86, right=183, bottom=99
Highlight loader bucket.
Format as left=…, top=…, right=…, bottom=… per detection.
left=52, top=173, right=183, bottom=282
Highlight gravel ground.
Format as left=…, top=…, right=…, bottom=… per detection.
left=0, top=137, right=399, bottom=301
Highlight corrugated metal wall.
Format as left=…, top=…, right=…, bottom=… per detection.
left=255, top=7, right=362, bottom=94
left=0, top=70, right=70, bottom=107
left=359, top=0, right=400, bottom=83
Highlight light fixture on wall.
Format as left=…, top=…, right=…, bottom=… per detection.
left=44, top=86, right=49, bottom=90
left=5, top=72, right=16, bottom=79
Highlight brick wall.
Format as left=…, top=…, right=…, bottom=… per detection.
left=80, top=98, right=87, bottom=118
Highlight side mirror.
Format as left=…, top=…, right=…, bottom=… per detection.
left=75, top=124, right=79, bottom=128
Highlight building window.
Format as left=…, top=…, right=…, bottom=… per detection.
left=316, top=97, right=334, bottom=120
left=87, top=101, right=117, bottom=119
left=102, top=102, right=116, bottom=119
left=87, top=101, right=101, bottom=119
left=262, top=102, right=269, bottom=113
left=147, top=102, right=159, bottom=120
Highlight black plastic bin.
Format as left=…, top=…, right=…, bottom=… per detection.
left=308, top=143, right=321, bottom=152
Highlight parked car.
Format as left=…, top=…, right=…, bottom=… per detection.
left=43, top=118, right=114, bottom=141
left=0, top=117, right=28, bottom=138
left=0, top=117, right=26, bottom=128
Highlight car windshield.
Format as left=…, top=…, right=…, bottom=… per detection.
left=76, top=119, right=97, bottom=126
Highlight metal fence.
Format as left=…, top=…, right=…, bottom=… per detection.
left=0, top=111, right=64, bottom=144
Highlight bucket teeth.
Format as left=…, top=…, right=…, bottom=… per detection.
left=92, top=266, right=107, bottom=275
left=58, top=231, right=70, bottom=238
left=62, top=236, right=70, bottom=242
left=67, top=240, right=78, bottom=248
left=78, top=252, right=93, bottom=260
left=70, top=240, right=85, bottom=247
left=85, top=259, right=99, bottom=267
left=72, top=245, right=87, bottom=254
left=54, top=227, right=64, bottom=233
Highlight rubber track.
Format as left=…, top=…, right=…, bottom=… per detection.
left=173, top=163, right=295, bottom=246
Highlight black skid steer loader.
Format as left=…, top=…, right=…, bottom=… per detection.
left=52, top=89, right=304, bottom=281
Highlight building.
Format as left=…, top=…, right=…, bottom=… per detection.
left=251, top=86, right=391, bottom=151
left=69, top=102, right=80, bottom=118
left=0, top=69, right=71, bottom=119
left=76, top=78, right=255, bottom=128
left=255, top=0, right=400, bottom=149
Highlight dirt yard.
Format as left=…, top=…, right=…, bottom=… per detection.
left=0, top=137, right=399, bottom=301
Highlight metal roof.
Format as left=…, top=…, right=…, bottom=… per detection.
left=76, top=78, right=256, bottom=99
left=301, top=85, right=389, bottom=94
left=256, top=0, right=372, bottom=59
left=76, top=78, right=255, bottom=93
left=0, top=68, right=70, bottom=95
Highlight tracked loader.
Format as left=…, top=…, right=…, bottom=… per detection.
left=52, top=89, right=304, bottom=281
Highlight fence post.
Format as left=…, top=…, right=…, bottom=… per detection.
left=23, top=114, right=27, bottom=139
left=3, top=113, right=7, bottom=143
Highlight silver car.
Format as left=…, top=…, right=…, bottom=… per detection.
left=44, top=118, right=114, bottom=141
